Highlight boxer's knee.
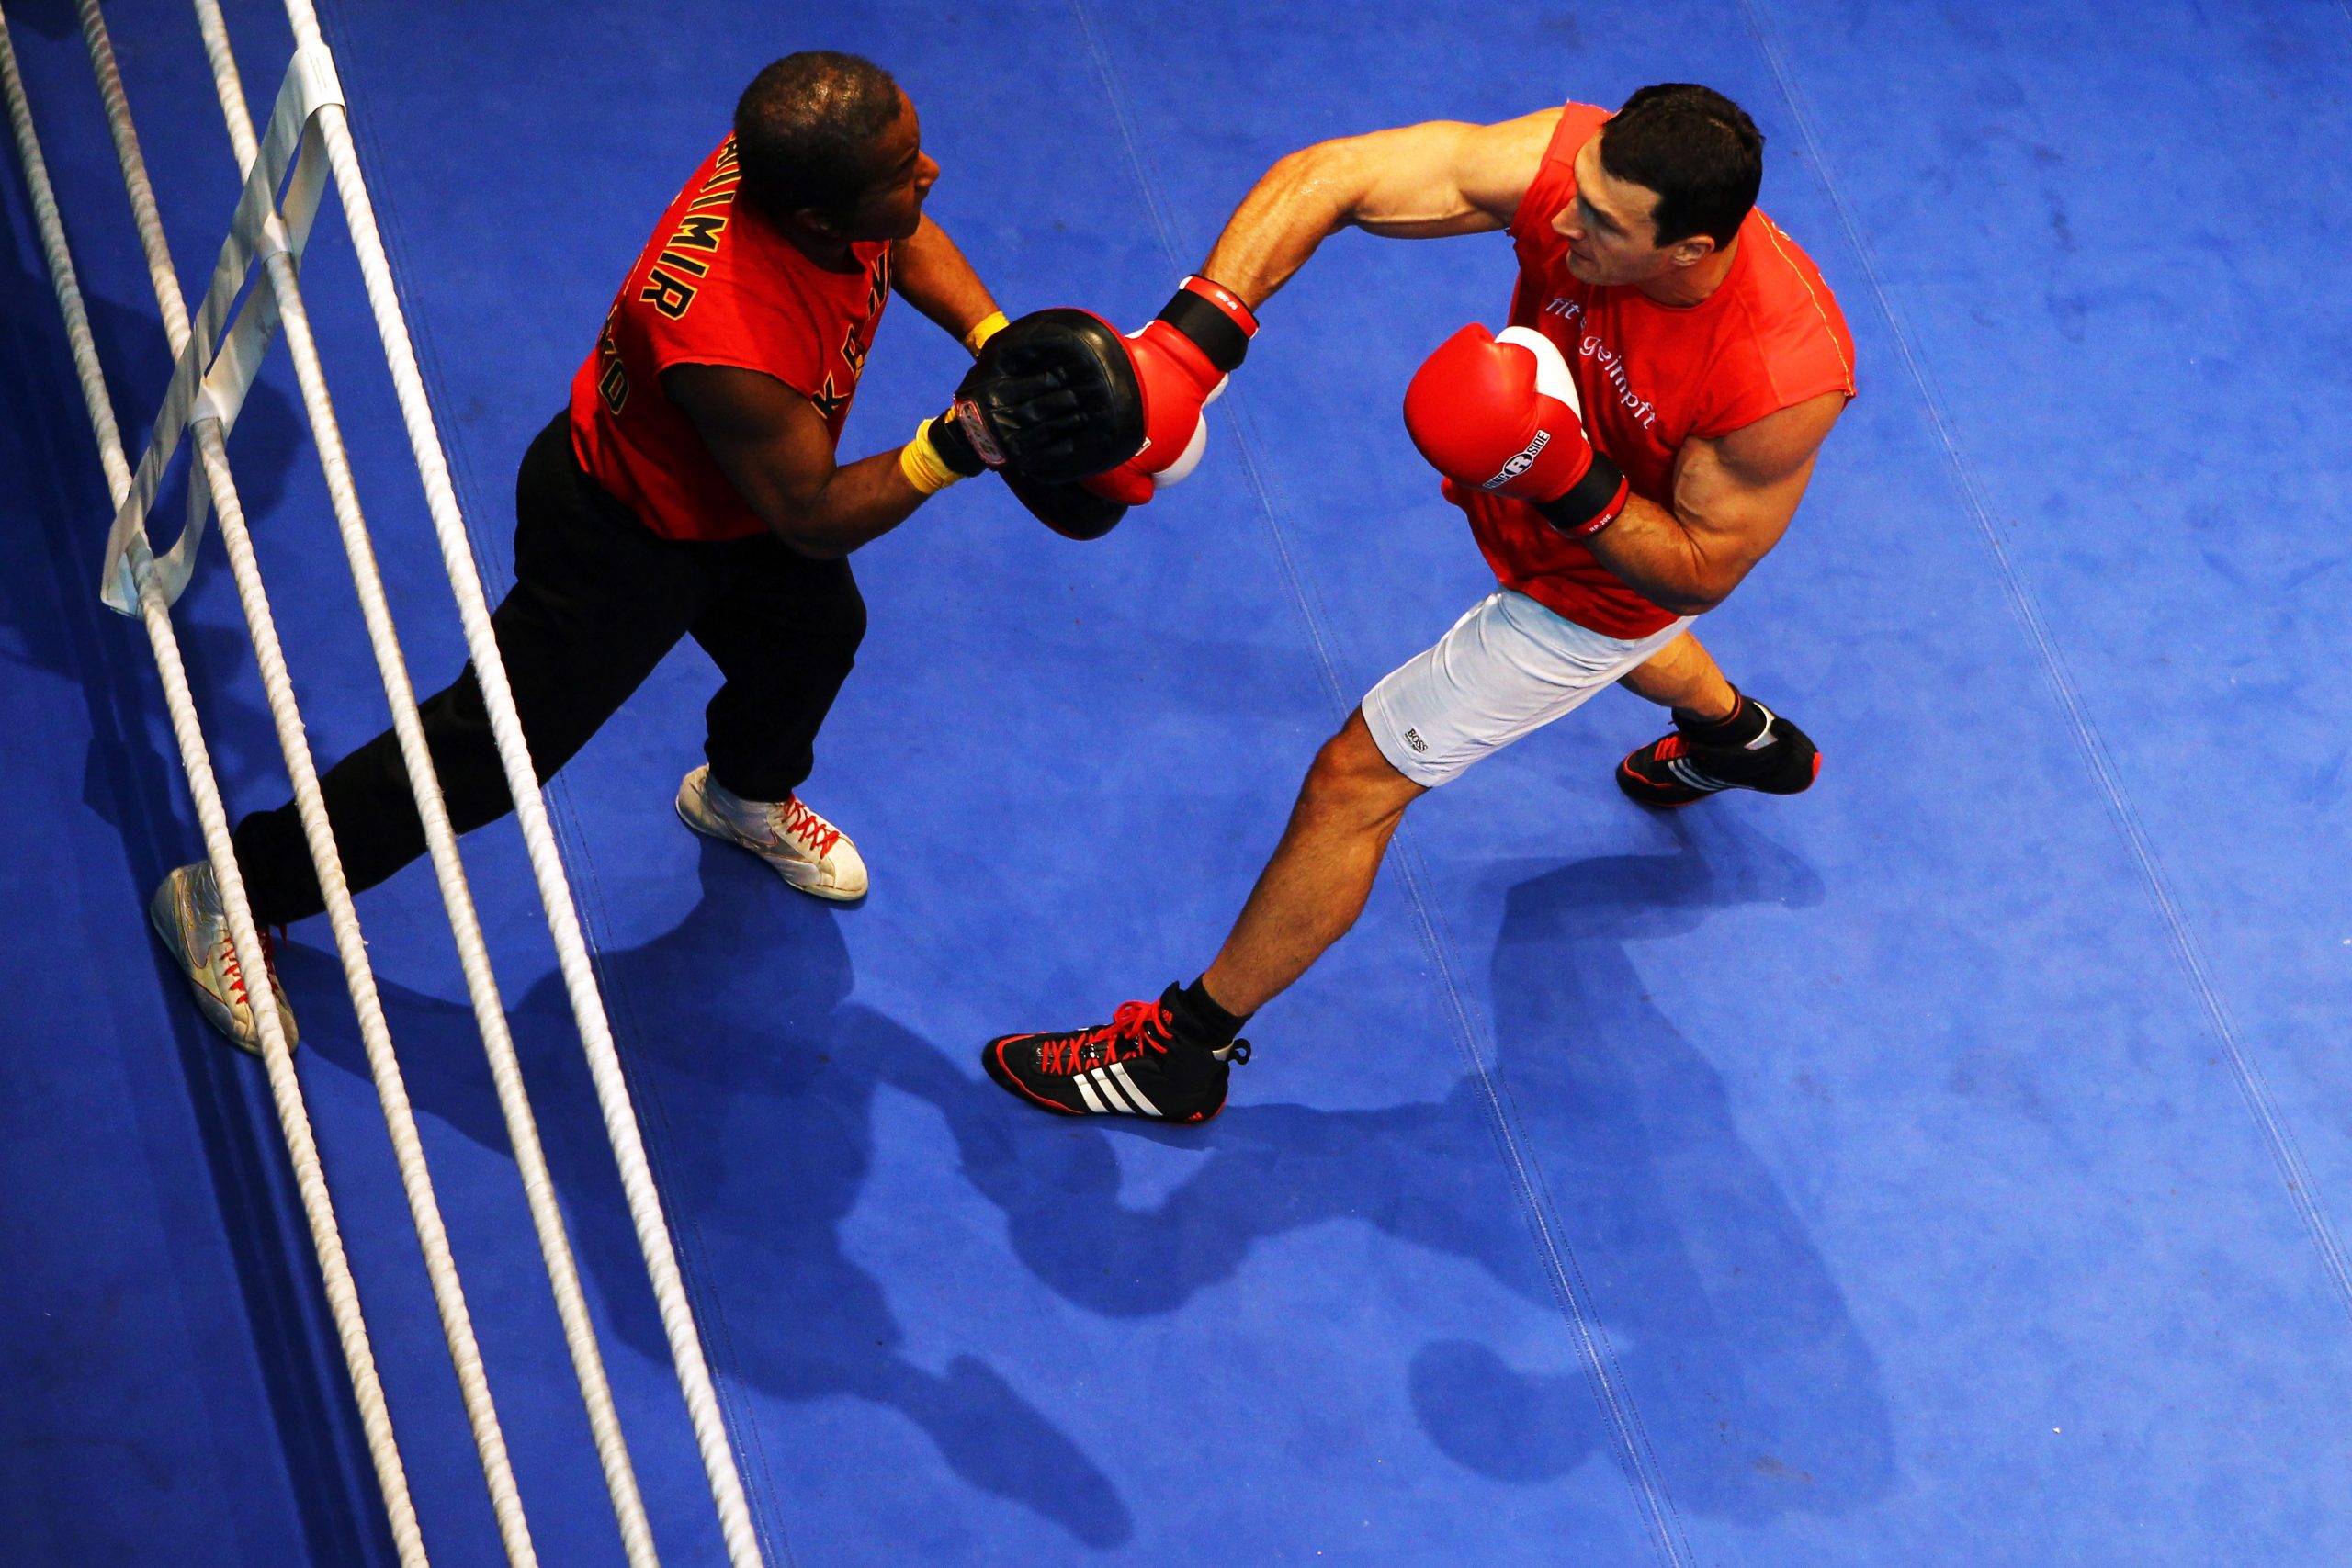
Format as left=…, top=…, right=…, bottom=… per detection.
left=1296, top=711, right=1422, bottom=833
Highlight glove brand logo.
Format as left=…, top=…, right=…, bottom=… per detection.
left=1403, top=728, right=1429, bottom=754
left=1540, top=297, right=1659, bottom=430
left=1483, top=430, right=1551, bottom=491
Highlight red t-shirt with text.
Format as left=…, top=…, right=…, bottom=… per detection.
left=1450, top=103, right=1858, bottom=637
left=570, top=135, right=892, bottom=542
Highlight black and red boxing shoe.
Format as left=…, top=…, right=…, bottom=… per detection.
left=1618, top=694, right=1822, bottom=808
left=983, top=986, right=1250, bottom=1122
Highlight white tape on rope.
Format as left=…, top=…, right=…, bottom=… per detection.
left=5, top=13, right=430, bottom=1560
left=99, top=41, right=341, bottom=615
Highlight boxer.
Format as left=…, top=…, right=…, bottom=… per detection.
left=984, top=84, right=1856, bottom=1121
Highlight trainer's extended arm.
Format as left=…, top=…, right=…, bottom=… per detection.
left=665, top=364, right=932, bottom=559
left=891, top=214, right=1005, bottom=353
left=1199, top=111, right=1561, bottom=308
left=1587, top=391, right=1847, bottom=615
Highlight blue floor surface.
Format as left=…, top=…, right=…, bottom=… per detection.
left=6, top=1, right=2350, bottom=1563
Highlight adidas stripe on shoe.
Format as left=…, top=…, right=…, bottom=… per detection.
left=983, top=987, right=1248, bottom=1123
left=1617, top=696, right=1821, bottom=809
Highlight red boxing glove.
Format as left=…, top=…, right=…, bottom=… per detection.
left=1401, top=323, right=1629, bottom=537
left=1081, top=276, right=1259, bottom=507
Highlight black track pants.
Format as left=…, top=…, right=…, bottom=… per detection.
left=231, top=412, right=865, bottom=926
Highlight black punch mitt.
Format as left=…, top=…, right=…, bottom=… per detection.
left=954, top=308, right=1147, bottom=484
left=1002, top=469, right=1127, bottom=542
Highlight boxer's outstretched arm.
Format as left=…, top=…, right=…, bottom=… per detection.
left=1199, top=111, right=1561, bottom=309
left=892, top=214, right=1001, bottom=347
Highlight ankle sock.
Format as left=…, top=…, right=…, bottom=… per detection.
left=1165, top=976, right=1250, bottom=1053
left=1673, top=690, right=1770, bottom=750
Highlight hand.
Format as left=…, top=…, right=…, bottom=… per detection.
left=929, top=308, right=1148, bottom=483
left=1402, top=323, right=1628, bottom=537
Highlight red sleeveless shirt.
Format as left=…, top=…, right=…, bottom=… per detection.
left=569, top=135, right=892, bottom=542
left=1450, top=103, right=1857, bottom=636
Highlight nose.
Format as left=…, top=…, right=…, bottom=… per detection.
left=915, top=152, right=941, bottom=193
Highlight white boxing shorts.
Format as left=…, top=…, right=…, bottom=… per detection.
left=1361, top=589, right=1693, bottom=788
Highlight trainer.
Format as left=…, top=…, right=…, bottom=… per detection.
left=985, top=85, right=1858, bottom=1121
left=152, top=51, right=1061, bottom=1051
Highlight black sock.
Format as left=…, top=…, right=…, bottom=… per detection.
left=1672, top=689, right=1770, bottom=748
left=1163, top=976, right=1250, bottom=1051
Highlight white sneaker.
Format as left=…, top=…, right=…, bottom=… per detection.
left=674, top=765, right=868, bottom=902
left=148, top=861, right=298, bottom=1054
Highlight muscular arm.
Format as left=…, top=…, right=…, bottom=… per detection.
left=1199, top=110, right=1561, bottom=308
left=1585, top=391, right=1846, bottom=615
left=663, top=364, right=928, bottom=559
left=891, top=214, right=1000, bottom=344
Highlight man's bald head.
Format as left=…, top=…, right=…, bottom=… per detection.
left=734, top=51, right=905, bottom=220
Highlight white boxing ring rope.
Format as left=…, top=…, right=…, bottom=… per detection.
left=183, top=1, right=661, bottom=1558
left=3, top=5, right=764, bottom=1564
left=74, top=8, right=541, bottom=1564
left=0, top=14, right=429, bottom=1567
left=262, top=1, right=769, bottom=1556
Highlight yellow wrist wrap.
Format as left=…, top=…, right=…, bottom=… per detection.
left=899, top=418, right=969, bottom=495
left=962, top=310, right=1010, bottom=356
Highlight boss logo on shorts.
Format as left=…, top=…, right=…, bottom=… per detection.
left=1403, top=728, right=1429, bottom=754
left=1481, top=430, right=1550, bottom=491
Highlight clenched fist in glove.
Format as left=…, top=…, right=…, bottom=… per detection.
left=1401, top=323, right=1629, bottom=538
left=1080, top=276, right=1259, bottom=508
left=902, top=286, right=1257, bottom=539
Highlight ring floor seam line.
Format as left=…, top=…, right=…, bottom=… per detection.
left=1065, top=5, right=1696, bottom=1563
left=1427, top=852, right=1694, bottom=1551
left=1739, top=0, right=2352, bottom=1325
left=556, top=771, right=802, bottom=1568
left=1388, top=830, right=1700, bottom=1568
left=325, top=3, right=509, bottom=608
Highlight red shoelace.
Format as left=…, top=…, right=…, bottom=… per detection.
left=1037, top=1000, right=1172, bottom=1077
left=218, top=925, right=282, bottom=1007
left=778, top=796, right=842, bottom=860
left=1653, top=733, right=1690, bottom=761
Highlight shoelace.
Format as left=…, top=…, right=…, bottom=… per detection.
left=775, top=796, right=842, bottom=861
left=1039, top=1000, right=1172, bottom=1077
left=216, top=924, right=282, bottom=1008
left=1655, top=733, right=1690, bottom=761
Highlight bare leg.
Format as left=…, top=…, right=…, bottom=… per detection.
left=1200, top=710, right=1426, bottom=1016
left=1618, top=628, right=1737, bottom=719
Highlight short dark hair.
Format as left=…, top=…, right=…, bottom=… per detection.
left=733, top=51, right=903, bottom=218
left=1599, top=84, right=1764, bottom=249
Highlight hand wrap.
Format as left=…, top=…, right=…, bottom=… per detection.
left=899, top=414, right=986, bottom=496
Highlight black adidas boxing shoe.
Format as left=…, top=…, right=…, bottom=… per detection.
left=1618, top=694, right=1821, bottom=808
left=983, top=985, right=1249, bottom=1122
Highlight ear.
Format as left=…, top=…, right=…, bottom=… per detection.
left=1667, top=233, right=1718, bottom=269
left=798, top=208, right=842, bottom=238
